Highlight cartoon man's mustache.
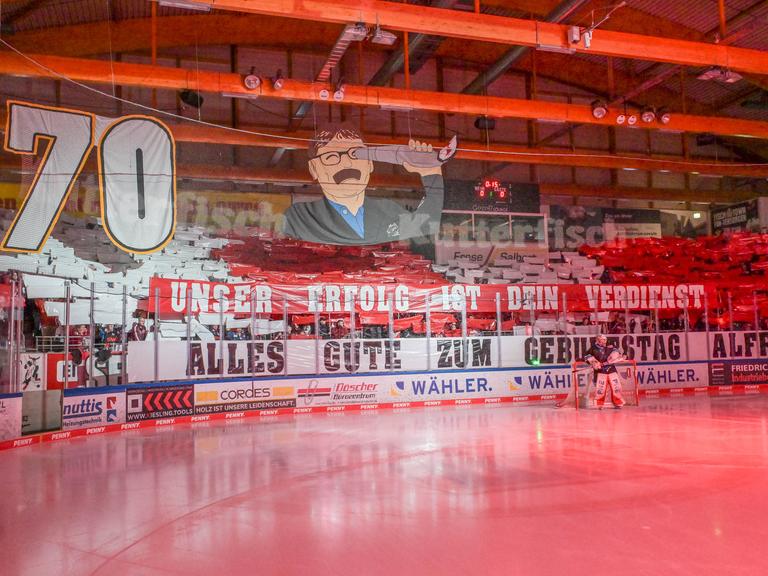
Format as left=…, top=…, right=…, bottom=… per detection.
left=333, top=168, right=362, bottom=184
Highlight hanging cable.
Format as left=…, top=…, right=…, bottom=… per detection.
left=104, top=0, right=117, bottom=98
left=0, top=38, right=766, bottom=169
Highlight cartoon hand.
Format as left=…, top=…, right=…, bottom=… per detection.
left=402, top=139, right=442, bottom=177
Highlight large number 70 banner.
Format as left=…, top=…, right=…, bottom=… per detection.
left=2, top=101, right=176, bottom=254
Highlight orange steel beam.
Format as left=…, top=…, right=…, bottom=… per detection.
left=537, top=183, right=754, bottom=203
left=2, top=52, right=768, bottom=144
left=0, top=156, right=754, bottom=202
left=11, top=15, right=760, bottom=116
left=0, top=108, right=764, bottom=177
left=202, top=0, right=768, bottom=75
left=169, top=124, right=768, bottom=178
left=6, top=15, right=346, bottom=57
left=123, top=166, right=765, bottom=202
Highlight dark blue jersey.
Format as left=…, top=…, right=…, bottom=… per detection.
left=584, top=343, right=623, bottom=374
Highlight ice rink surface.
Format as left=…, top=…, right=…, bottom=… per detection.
left=2, top=395, right=768, bottom=576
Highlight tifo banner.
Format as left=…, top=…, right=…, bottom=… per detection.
left=508, top=332, right=700, bottom=366
left=17, top=352, right=46, bottom=391
left=707, top=331, right=768, bottom=360
left=282, top=126, right=456, bottom=245
left=148, top=277, right=712, bottom=316
left=62, top=387, right=126, bottom=430
left=177, top=189, right=290, bottom=234
left=129, top=339, right=425, bottom=381
left=0, top=393, right=23, bottom=441
left=126, top=384, right=194, bottom=421
left=3, top=101, right=175, bottom=254
left=128, top=333, right=721, bottom=383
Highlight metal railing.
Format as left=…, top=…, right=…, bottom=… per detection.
left=2, top=279, right=768, bottom=392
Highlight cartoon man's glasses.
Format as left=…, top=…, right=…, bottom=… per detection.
left=315, top=147, right=365, bottom=166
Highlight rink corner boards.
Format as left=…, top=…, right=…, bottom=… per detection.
left=2, top=364, right=768, bottom=452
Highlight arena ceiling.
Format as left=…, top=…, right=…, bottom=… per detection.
left=0, top=0, right=767, bottom=206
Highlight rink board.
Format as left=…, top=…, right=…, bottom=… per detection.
left=1, top=360, right=767, bottom=451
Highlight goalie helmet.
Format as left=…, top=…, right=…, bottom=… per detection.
left=596, top=333, right=608, bottom=345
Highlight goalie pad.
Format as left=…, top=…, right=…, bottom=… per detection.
left=593, top=372, right=625, bottom=408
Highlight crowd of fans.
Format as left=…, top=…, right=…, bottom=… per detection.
left=10, top=231, right=768, bottom=357
left=41, top=303, right=764, bottom=354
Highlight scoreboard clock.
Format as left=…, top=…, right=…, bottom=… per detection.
left=444, top=179, right=541, bottom=213
left=474, top=179, right=509, bottom=203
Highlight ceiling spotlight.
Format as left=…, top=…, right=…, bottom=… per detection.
left=627, top=113, right=638, bottom=126
left=615, top=113, right=626, bottom=125
left=697, top=67, right=722, bottom=81
left=370, top=24, right=398, bottom=46
left=657, top=107, right=671, bottom=124
left=697, top=66, right=743, bottom=84
left=591, top=100, right=608, bottom=119
left=243, top=74, right=261, bottom=90
left=640, top=107, right=655, bottom=123
left=179, top=89, right=204, bottom=109
left=272, top=69, right=284, bottom=90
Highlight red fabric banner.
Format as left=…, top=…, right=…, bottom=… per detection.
left=148, top=277, right=718, bottom=316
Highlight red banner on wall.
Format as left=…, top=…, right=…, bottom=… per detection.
left=148, top=277, right=715, bottom=316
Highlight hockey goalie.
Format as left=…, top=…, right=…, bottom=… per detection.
left=556, top=334, right=635, bottom=409
left=583, top=334, right=626, bottom=409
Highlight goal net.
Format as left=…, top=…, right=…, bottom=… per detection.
left=556, top=360, right=639, bottom=409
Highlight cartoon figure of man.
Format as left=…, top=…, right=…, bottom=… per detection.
left=283, top=125, right=445, bottom=245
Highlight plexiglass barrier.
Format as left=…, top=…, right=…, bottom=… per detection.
left=3, top=280, right=768, bottom=392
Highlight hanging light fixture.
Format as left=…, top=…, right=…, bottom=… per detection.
left=243, top=68, right=262, bottom=90
left=179, top=90, right=204, bottom=108
left=272, top=69, right=284, bottom=90
left=640, top=106, right=656, bottom=123
left=615, top=100, right=628, bottom=125
left=591, top=100, right=608, bottom=119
